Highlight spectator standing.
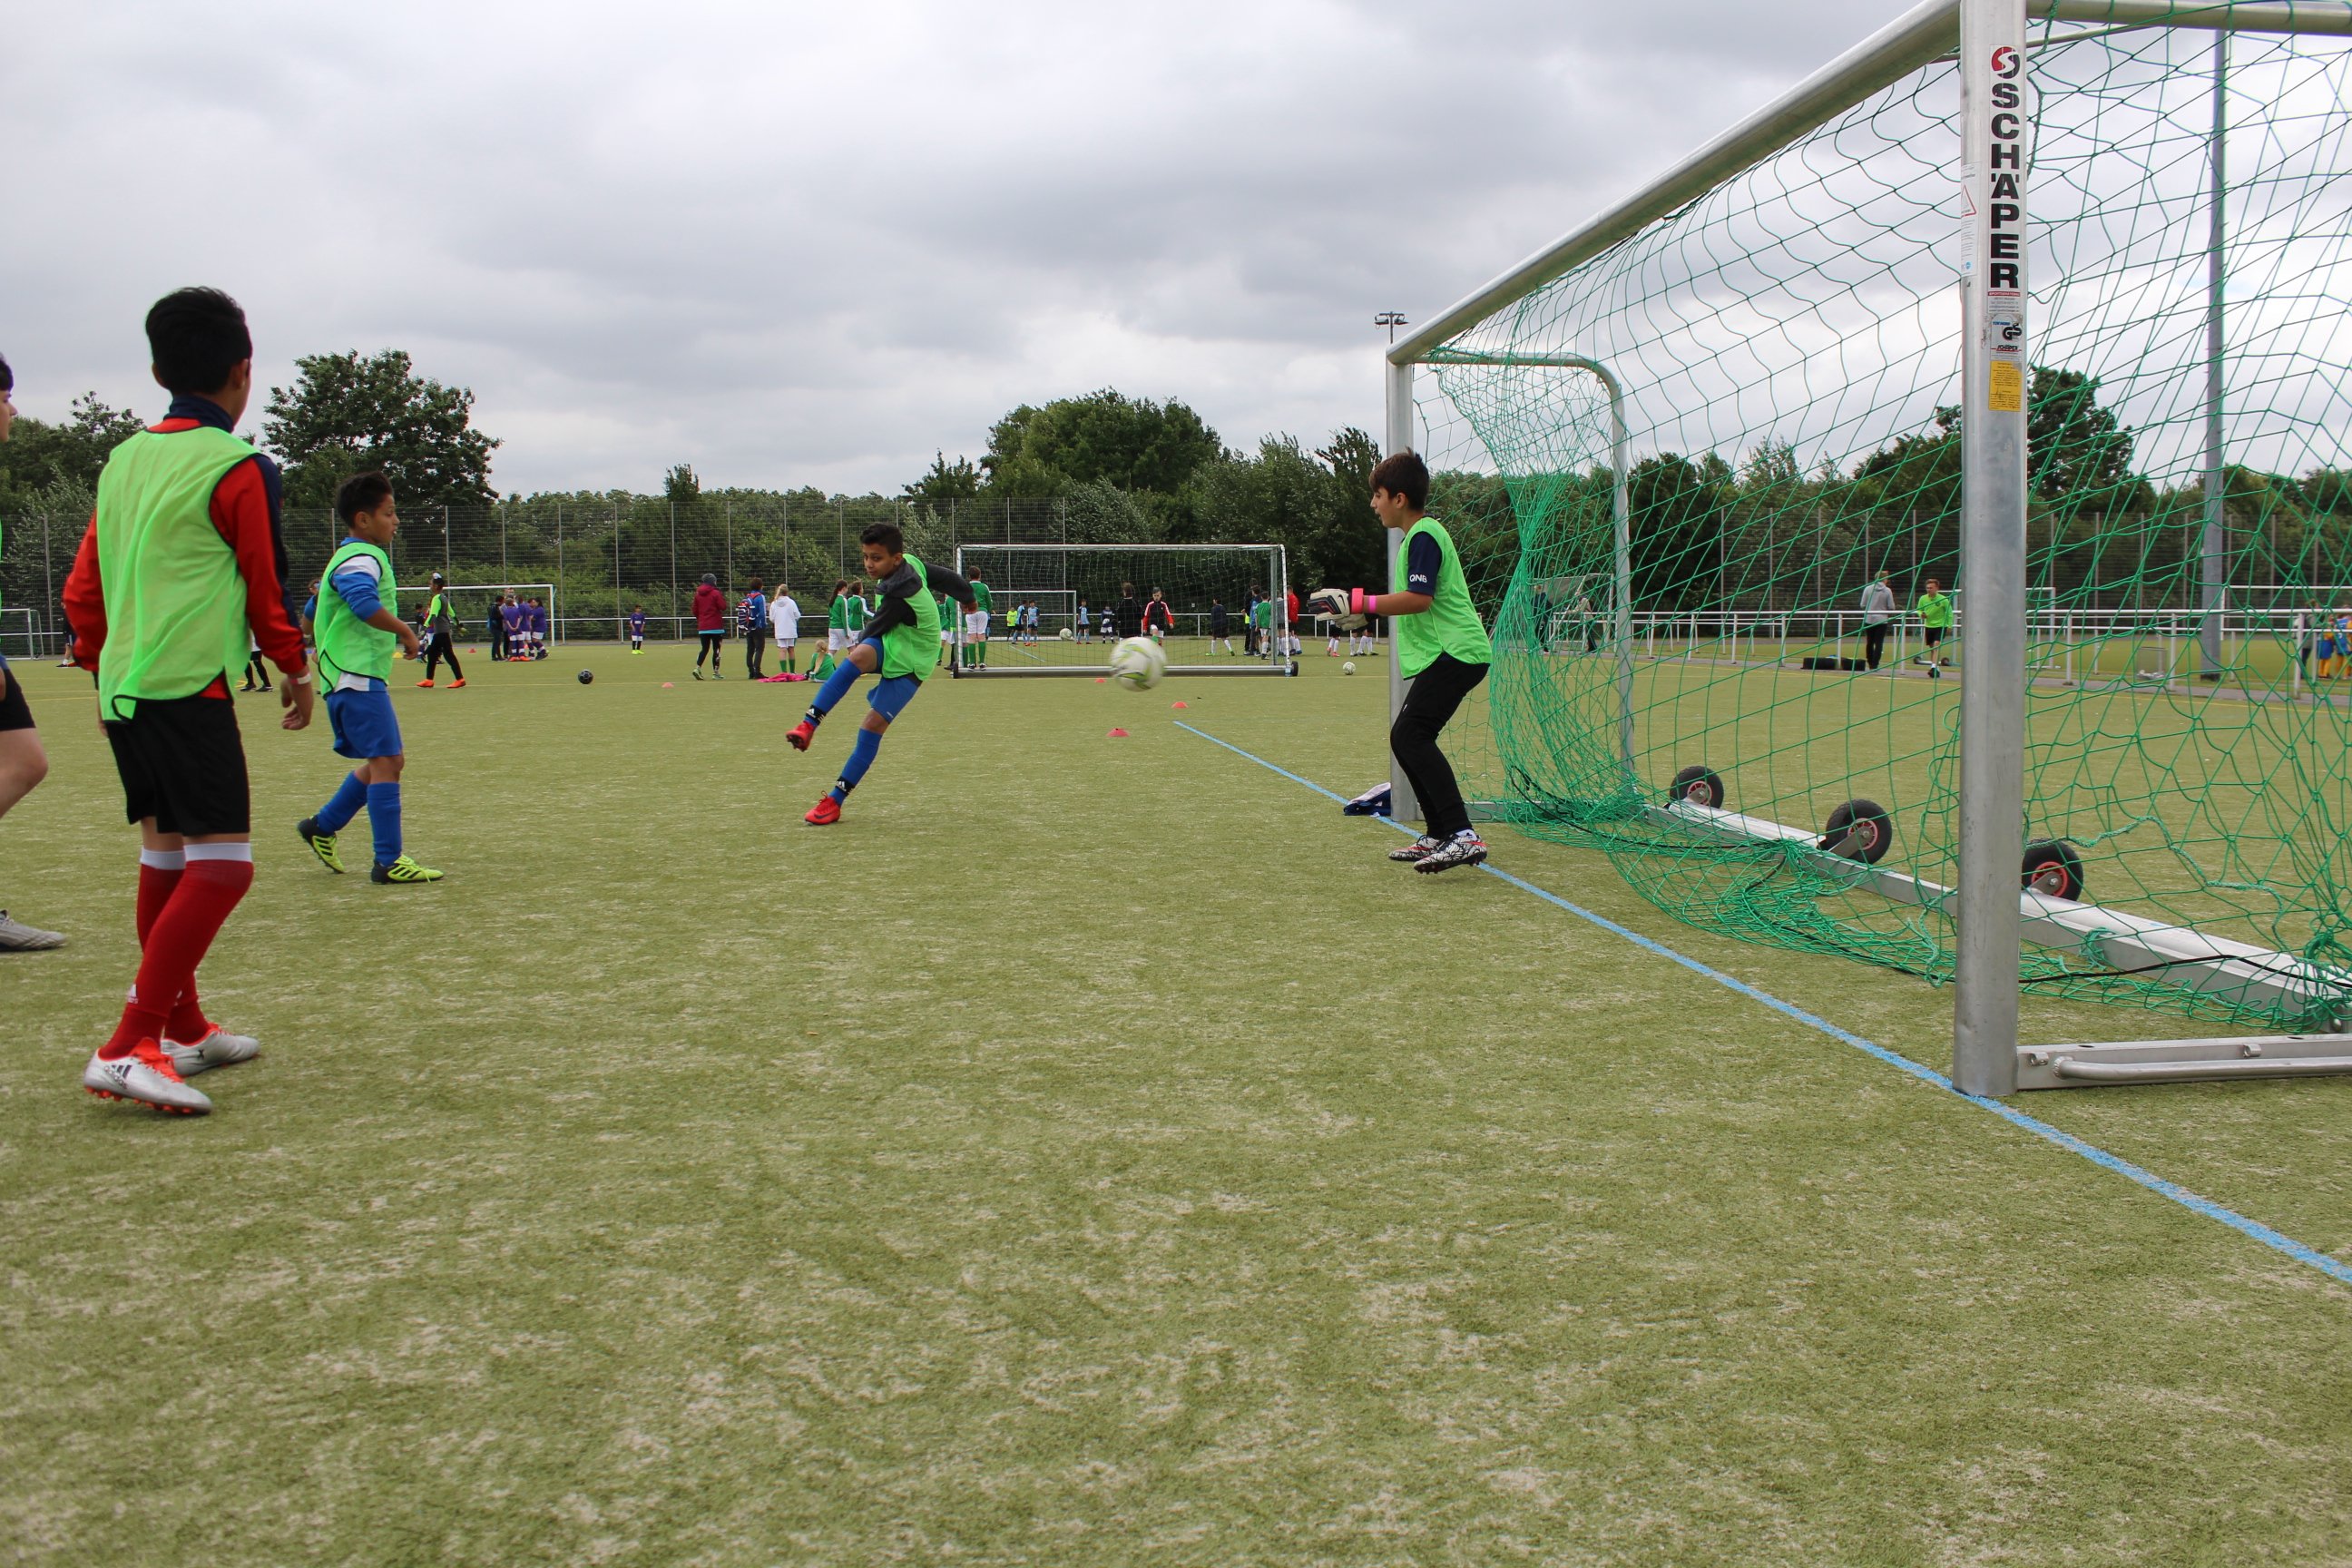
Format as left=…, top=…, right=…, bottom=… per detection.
left=691, top=573, right=728, bottom=679
left=740, top=578, right=769, bottom=677
left=772, top=584, right=801, bottom=673
left=1860, top=570, right=1896, bottom=671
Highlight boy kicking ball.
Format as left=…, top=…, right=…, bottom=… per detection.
left=786, top=522, right=976, bottom=823
left=64, top=287, right=312, bottom=1113
left=297, top=474, right=445, bottom=886
left=1312, top=450, right=1494, bottom=874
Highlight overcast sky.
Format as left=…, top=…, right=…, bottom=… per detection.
left=3, top=0, right=1900, bottom=496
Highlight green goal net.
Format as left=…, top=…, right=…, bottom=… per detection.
left=1408, top=5, right=2352, bottom=1032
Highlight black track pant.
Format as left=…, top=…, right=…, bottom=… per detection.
left=423, top=632, right=464, bottom=681
left=697, top=631, right=724, bottom=667
left=1391, top=652, right=1489, bottom=841
left=745, top=629, right=768, bottom=677
left=1863, top=622, right=1890, bottom=670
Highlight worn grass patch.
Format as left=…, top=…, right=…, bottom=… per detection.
left=2, top=650, right=2347, bottom=1566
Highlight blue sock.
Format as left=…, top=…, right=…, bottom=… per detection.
left=831, top=728, right=884, bottom=801
left=366, top=781, right=402, bottom=867
left=809, top=659, right=862, bottom=719
left=315, top=771, right=368, bottom=834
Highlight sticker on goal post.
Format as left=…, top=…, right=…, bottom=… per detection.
left=1988, top=359, right=2024, bottom=412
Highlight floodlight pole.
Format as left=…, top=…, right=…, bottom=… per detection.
left=1954, top=0, right=2029, bottom=1098
left=2199, top=31, right=2230, bottom=674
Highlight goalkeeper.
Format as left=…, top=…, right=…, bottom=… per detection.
left=1313, top=452, right=1494, bottom=874
left=784, top=522, right=976, bottom=825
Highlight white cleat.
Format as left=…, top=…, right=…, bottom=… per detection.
left=162, top=1027, right=261, bottom=1077
left=1387, top=835, right=1445, bottom=863
left=0, top=911, right=66, bottom=950
left=83, top=1041, right=212, bottom=1114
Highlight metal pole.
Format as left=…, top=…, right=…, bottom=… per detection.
left=555, top=503, right=565, bottom=646
left=2199, top=31, right=2230, bottom=676
left=1383, top=358, right=1423, bottom=823
left=669, top=500, right=679, bottom=638
left=444, top=505, right=453, bottom=581
left=1954, top=0, right=2028, bottom=1098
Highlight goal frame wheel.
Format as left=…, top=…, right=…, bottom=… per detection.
left=2022, top=839, right=2086, bottom=900
left=1669, top=764, right=1726, bottom=809
left=1820, top=799, right=1894, bottom=864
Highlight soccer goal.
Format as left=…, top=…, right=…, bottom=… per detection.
left=391, top=583, right=558, bottom=644
left=951, top=544, right=1296, bottom=677
left=1391, top=0, right=2352, bottom=1094
left=0, top=607, right=44, bottom=662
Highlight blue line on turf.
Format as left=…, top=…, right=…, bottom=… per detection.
left=1174, top=720, right=2352, bottom=1290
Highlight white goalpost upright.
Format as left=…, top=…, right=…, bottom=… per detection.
left=1387, top=0, right=2352, bottom=1094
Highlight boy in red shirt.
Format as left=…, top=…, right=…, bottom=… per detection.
left=63, top=288, right=315, bottom=1114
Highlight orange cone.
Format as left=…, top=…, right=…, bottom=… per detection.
left=1107, top=728, right=1130, bottom=738
left=1171, top=701, right=1188, bottom=709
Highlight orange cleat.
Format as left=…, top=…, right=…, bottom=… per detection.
left=803, top=796, right=841, bottom=826
left=416, top=680, right=436, bottom=688
left=447, top=679, right=467, bottom=689
left=786, top=720, right=816, bottom=751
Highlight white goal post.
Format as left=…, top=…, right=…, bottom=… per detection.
left=950, top=544, right=1298, bottom=677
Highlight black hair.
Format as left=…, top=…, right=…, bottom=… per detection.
left=0, top=352, right=13, bottom=394
left=335, top=471, right=393, bottom=524
left=1369, top=451, right=1430, bottom=510
left=748, top=577, right=763, bottom=591
left=701, top=573, right=716, bottom=586
left=860, top=521, right=905, bottom=554
left=145, top=287, right=252, bottom=397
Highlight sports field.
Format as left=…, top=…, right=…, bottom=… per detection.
left=4, top=648, right=2350, bottom=1566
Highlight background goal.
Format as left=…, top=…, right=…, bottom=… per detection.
left=951, top=544, right=1295, bottom=676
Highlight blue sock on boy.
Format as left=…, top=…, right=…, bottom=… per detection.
left=831, top=729, right=884, bottom=803
left=314, top=771, right=369, bottom=834
left=367, top=782, right=402, bottom=867
left=807, top=658, right=862, bottom=721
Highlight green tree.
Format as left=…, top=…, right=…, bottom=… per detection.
left=262, top=349, right=500, bottom=513
left=981, top=390, right=1220, bottom=496
left=2026, top=365, right=2134, bottom=507
left=0, top=393, right=145, bottom=508
left=902, top=451, right=980, bottom=508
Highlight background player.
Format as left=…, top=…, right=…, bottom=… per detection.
left=417, top=572, right=466, bottom=688
left=691, top=573, right=727, bottom=679
left=0, top=351, right=64, bottom=951
left=740, top=577, right=769, bottom=677
left=964, top=575, right=991, bottom=669
left=629, top=603, right=646, bottom=653
left=296, top=472, right=443, bottom=886
left=785, top=523, right=976, bottom=823
left=771, top=583, right=800, bottom=672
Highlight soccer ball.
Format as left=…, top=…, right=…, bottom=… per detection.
left=1108, top=636, right=1167, bottom=691
left=1342, top=661, right=1357, bottom=675
left=577, top=669, right=594, bottom=684
left=1059, top=627, right=1073, bottom=641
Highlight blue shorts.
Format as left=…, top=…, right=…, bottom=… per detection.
left=868, top=673, right=922, bottom=721
left=326, top=683, right=403, bottom=760
left=2321, top=639, right=2338, bottom=660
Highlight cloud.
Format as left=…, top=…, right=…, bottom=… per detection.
left=0, top=0, right=1902, bottom=495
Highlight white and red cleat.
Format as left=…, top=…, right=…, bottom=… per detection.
left=83, top=1040, right=212, bottom=1114
left=162, top=1026, right=261, bottom=1078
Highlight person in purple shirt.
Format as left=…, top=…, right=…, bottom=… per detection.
left=628, top=604, right=646, bottom=654
left=498, top=596, right=524, bottom=663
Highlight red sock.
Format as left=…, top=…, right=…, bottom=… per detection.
left=103, top=858, right=252, bottom=1058
left=132, top=860, right=213, bottom=1044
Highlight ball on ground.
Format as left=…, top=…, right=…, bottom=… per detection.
left=1059, top=627, right=1073, bottom=641
left=1342, top=661, right=1356, bottom=675
left=1108, top=635, right=1167, bottom=691
left=577, top=669, right=595, bottom=684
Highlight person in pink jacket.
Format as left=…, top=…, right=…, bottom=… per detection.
left=691, top=574, right=728, bottom=681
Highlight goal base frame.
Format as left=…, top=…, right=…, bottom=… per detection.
left=2016, top=1034, right=2352, bottom=1090
left=949, top=662, right=1298, bottom=680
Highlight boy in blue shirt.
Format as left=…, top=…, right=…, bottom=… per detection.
left=295, top=474, right=445, bottom=885
left=629, top=604, right=647, bottom=653
left=740, top=579, right=769, bottom=677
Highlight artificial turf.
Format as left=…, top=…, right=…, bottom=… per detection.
left=2, top=647, right=2347, bottom=1566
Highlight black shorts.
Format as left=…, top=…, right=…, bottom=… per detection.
left=0, top=657, right=33, bottom=733
left=105, top=692, right=250, bottom=836
left=1923, top=626, right=1945, bottom=647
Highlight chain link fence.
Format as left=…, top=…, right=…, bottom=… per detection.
left=0, top=495, right=1113, bottom=656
